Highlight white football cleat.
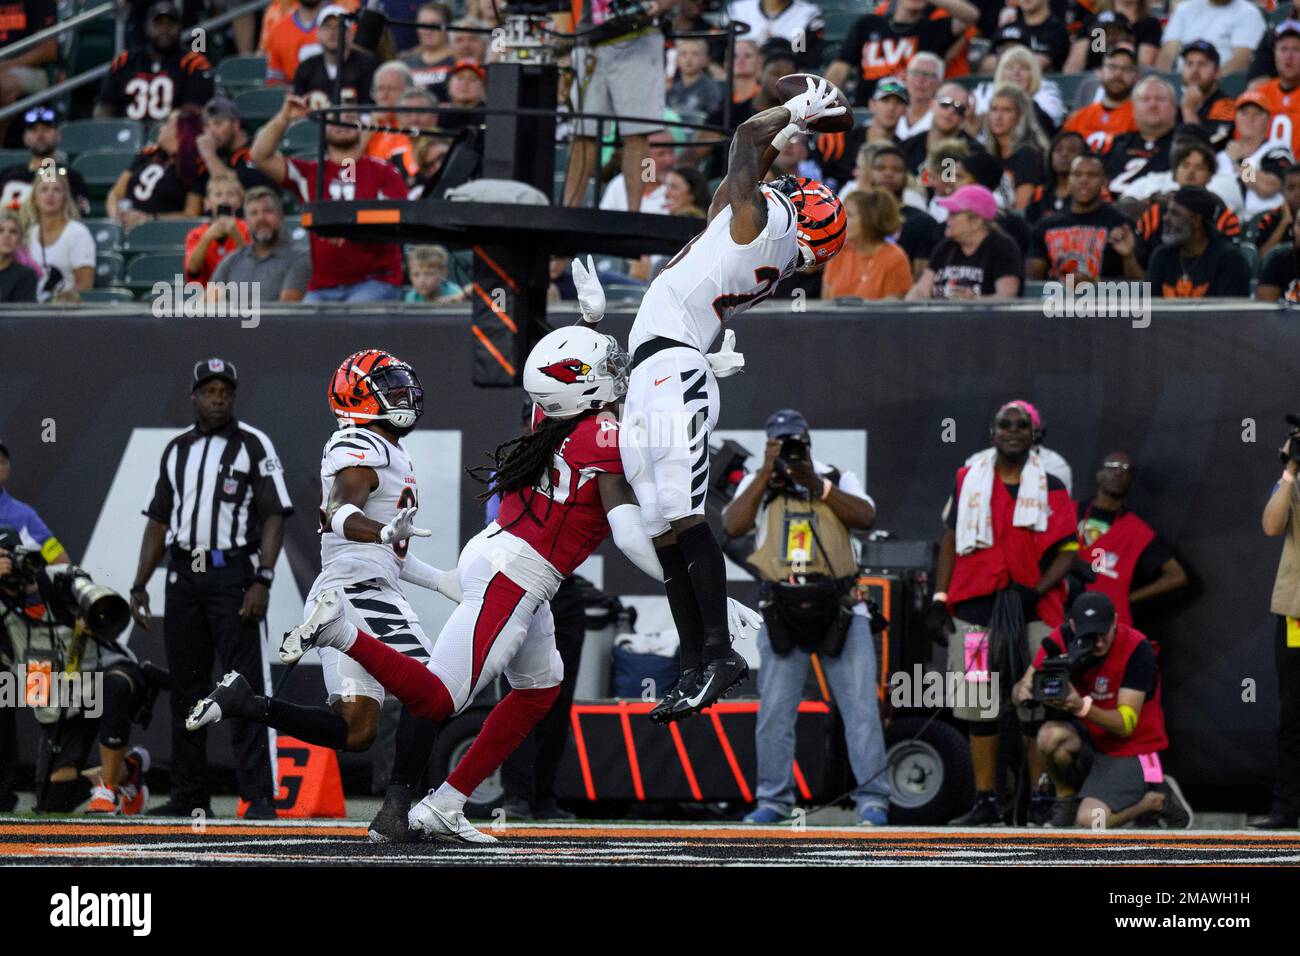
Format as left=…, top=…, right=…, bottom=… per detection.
left=280, top=589, right=349, bottom=664
left=408, top=795, right=499, bottom=845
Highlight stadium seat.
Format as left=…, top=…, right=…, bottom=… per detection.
left=0, top=149, right=30, bottom=170
left=94, top=251, right=124, bottom=287
left=283, top=120, right=322, bottom=155
left=60, top=119, right=144, bottom=157
left=1023, top=279, right=1048, bottom=299
left=824, top=11, right=860, bottom=48
left=853, top=107, right=873, bottom=126
left=236, top=88, right=288, bottom=128
left=1045, top=73, right=1089, bottom=108
left=71, top=149, right=135, bottom=199
left=1220, top=73, right=1249, bottom=98
left=1237, top=241, right=1263, bottom=280
left=124, top=253, right=185, bottom=291
left=216, top=54, right=268, bottom=94
left=1271, top=5, right=1296, bottom=25
left=79, top=287, right=136, bottom=303
left=83, top=218, right=124, bottom=252
left=124, top=218, right=205, bottom=254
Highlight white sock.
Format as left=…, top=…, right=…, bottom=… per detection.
left=432, top=782, right=468, bottom=813
left=330, top=619, right=358, bottom=652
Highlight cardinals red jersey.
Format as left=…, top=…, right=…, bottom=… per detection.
left=497, top=409, right=622, bottom=576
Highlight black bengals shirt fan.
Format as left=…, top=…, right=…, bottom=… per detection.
left=835, top=8, right=962, bottom=106
left=98, top=48, right=214, bottom=122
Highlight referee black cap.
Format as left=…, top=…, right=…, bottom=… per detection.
left=193, top=357, right=239, bottom=392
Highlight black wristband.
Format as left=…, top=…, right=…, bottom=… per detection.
left=130, top=584, right=148, bottom=596
left=254, top=566, right=275, bottom=587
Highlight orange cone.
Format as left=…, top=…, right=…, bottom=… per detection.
left=237, top=736, right=346, bottom=819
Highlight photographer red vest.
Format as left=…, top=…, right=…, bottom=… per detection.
left=1076, top=506, right=1156, bottom=627
left=1037, top=623, right=1168, bottom=757
left=948, top=465, right=1074, bottom=625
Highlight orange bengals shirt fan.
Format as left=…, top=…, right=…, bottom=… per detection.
left=1062, top=99, right=1137, bottom=148
left=1255, top=79, right=1300, bottom=160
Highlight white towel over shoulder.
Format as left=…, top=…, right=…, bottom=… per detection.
left=954, top=448, right=1050, bottom=555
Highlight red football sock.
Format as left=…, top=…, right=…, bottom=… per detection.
left=346, top=630, right=454, bottom=721
left=446, top=686, right=561, bottom=797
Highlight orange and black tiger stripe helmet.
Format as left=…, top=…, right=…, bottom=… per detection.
left=328, top=349, right=424, bottom=431
left=776, top=175, right=847, bottom=269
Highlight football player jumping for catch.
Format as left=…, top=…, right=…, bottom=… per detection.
left=186, top=349, right=448, bottom=842
left=275, top=324, right=759, bottom=843
left=578, top=78, right=849, bottom=723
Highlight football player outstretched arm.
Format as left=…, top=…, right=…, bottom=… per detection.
left=708, top=78, right=846, bottom=242
left=572, top=254, right=606, bottom=327
left=326, top=467, right=431, bottom=545
left=598, top=473, right=762, bottom=636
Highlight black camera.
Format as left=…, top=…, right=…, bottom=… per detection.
left=215, top=203, right=235, bottom=218
left=1279, top=414, right=1300, bottom=465
left=780, top=436, right=809, bottom=463
left=40, top=264, right=64, bottom=296
left=0, top=542, right=130, bottom=638
left=1030, top=625, right=1099, bottom=703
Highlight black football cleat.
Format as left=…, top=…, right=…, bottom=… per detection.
left=369, top=783, right=419, bottom=843
left=679, top=649, right=750, bottom=717
left=186, top=671, right=253, bottom=731
left=648, top=668, right=703, bottom=725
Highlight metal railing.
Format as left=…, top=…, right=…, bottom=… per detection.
left=0, top=0, right=273, bottom=124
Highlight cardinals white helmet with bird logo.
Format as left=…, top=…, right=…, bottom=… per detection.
left=523, top=326, right=629, bottom=420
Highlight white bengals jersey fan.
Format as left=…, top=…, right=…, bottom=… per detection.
left=313, top=426, right=418, bottom=597
left=630, top=185, right=800, bottom=355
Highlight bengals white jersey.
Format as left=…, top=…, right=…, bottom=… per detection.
left=312, top=426, right=418, bottom=597
left=629, top=185, right=800, bottom=354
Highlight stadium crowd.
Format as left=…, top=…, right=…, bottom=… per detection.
left=5, top=0, right=1300, bottom=303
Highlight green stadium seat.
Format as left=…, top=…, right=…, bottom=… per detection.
left=1220, top=73, right=1249, bottom=98
left=0, top=149, right=30, bottom=171
left=83, top=218, right=124, bottom=252
left=283, top=120, right=322, bottom=155
left=124, top=253, right=185, bottom=290
left=71, top=149, right=135, bottom=200
left=60, top=120, right=144, bottom=157
left=94, top=251, right=124, bottom=287
left=236, top=88, right=289, bottom=127
left=1023, top=279, right=1048, bottom=299
left=1270, top=5, right=1296, bottom=25
left=824, top=10, right=860, bottom=47
left=1044, top=73, right=1089, bottom=108
left=1237, top=240, right=1262, bottom=279
left=124, top=218, right=205, bottom=254
left=853, top=107, right=873, bottom=126
left=79, top=287, right=136, bottom=303
left=216, top=54, right=268, bottom=94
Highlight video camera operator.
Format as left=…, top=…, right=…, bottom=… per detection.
left=721, top=409, right=890, bottom=825
left=0, top=528, right=162, bottom=814
left=1011, top=593, right=1191, bottom=829
left=1256, top=415, right=1300, bottom=829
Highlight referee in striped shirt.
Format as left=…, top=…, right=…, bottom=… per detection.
left=128, top=358, right=293, bottom=818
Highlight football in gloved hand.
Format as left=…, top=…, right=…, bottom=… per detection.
left=775, top=73, right=853, bottom=133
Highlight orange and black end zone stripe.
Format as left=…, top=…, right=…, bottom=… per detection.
left=568, top=700, right=831, bottom=803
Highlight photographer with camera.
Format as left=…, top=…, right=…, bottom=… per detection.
left=1255, top=416, right=1300, bottom=829
left=1011, top=593, right=1191, bottom=829
left=0, top=528, right=159, bottom=814
left=721, top=409, right=889, bottom=826
left=0, top=439, right=68, bottom=811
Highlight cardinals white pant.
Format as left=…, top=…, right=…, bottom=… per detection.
left=424, top=527, right=565, bottom=716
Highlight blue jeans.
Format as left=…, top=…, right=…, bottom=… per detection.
left=303, top=279, right=402, bottom=303
left=754, top=614, right=890, bottom=815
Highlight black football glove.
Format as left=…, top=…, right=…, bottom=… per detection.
left=925, top=599, right=954, bottom=646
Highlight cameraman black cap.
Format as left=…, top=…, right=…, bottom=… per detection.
left=1069, top=592, right=1116, bottom=641
left=766, top=408, right=809, bottom=440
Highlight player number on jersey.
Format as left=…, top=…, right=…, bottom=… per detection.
left=327, top=181, right=357, bottom=201
left=124, top=75, right=175, bottom=121
left=132, top=163, right=167, bottom=202
left=393, top=487, right=417, bottom=558
left=711, top=266, right=781, bottom=322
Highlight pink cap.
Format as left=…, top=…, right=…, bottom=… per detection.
left=937, top=184, right=997, bottom=221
